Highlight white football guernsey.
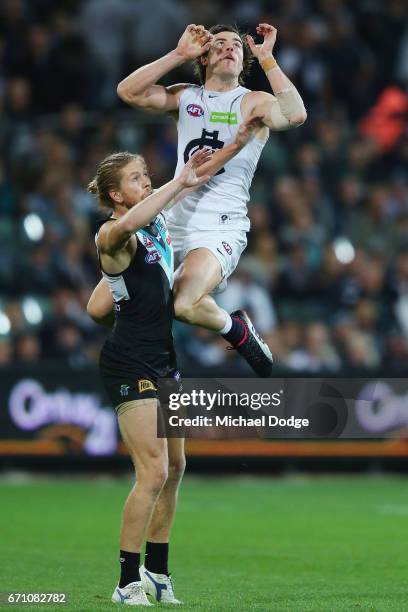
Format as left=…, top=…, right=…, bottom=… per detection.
left=165, top=84, right=266, bottom=233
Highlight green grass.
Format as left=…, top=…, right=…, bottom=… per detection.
left=1, top=475, right=407, bottom=611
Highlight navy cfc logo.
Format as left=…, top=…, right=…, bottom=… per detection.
left=184, top=129, right=225, bottom=175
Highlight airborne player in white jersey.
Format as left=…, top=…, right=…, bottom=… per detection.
left=90, top=23, right=306, bottom=378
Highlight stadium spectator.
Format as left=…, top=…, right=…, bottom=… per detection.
left=14, top=331, right=42, bottom=365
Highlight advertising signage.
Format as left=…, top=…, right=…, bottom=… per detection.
left=0, top=371, right=407, bottom=460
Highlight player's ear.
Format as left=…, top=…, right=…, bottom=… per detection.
left=109, top=189, right=123, bottom=204
left=200, top=55, right=208, bottom=66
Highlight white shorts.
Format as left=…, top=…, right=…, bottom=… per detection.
left=170, top=229, right=247, bottom=293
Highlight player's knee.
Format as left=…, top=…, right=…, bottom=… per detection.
left=173, top=294, right=192, bottom=322
left=150, top=469, right=168, bottom=495
left=168, top=456, right=186, bottom=483
left=137, top=454, right=168, bottom=495
left=174, top=293, right=197, bottom=324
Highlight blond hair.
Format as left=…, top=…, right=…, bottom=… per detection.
left=87, top=151, right=145, bottom=208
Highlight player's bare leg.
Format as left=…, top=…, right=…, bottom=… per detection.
left=146, top=437, right=186, bottom=544
left=173, top=248, right=225, bottom=330
left=112, top=399, right=167, bottom=605
left=174, top=248, right=273, bottom=376
left=118, top=400, right=168, bottom=552
left=141, top=438, right=185, bottom=604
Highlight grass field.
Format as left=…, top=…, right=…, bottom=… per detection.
left=1, top=474, right=407, bottom=611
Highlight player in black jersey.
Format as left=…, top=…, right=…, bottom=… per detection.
left=91, top=148, right=211, bottom=606
left=88, top=118, right=262, bottom=606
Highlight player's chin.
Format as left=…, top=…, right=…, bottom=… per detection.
left=218, top=66, right=240, bottom=79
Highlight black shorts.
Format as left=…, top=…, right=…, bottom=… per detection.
left=99, top=340, right=181, bottom=411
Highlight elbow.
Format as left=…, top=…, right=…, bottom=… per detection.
left=86, top=300, right=101, bottom=324
left=117, top=81, right=132, bottom=104
left=117, top=81, right=142, bottom=107
left=291, top=108, right=307, bottom=127
left=87, top=297, right=112, bottom=326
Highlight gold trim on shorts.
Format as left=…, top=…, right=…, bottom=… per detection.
left=116, top=398, right=157, bottom=417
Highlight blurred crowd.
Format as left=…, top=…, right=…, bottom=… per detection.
left=1, top=0, right=408, bottom=374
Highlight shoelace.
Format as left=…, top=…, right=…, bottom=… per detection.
left=162, top=574, right=175, bottom=598
left=127, top=583, right=145, bottom=598
left=163, top=574, right=175, bottom=595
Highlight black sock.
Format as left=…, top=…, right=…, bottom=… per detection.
left=222, top=316, right=246, bottom=345
left=144, top=541, right=169, bottom=575
left=119, top=550, right=140, bottom=588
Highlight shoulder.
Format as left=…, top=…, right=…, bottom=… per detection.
left=167, top=83, right=200, bottom=119
left=96, top=218, right=115, bottom=250
left=96, top=217, right=114, bottom=237
left=237, top=85, right=252, bottom=95
left=167, top=83, right=199, bottom=100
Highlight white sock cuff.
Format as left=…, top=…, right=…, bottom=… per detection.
left=218, top=311, right=232, bottom=335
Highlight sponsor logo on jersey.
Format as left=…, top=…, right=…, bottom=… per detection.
left=222, top=241, right=232, bottom=255
left=220, top=213, right=231, bottom=224
left=187, top=103, right=204, bottom=117
left=145, top=250, right=162, bottom=264
left=210, top=111, right=238, bottom=125
left=142, top=234, right=154, bottom=248
left=138, top=379, right=157, bottom=393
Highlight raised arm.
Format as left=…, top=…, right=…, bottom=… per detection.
left=244, top=23, right=307, bottom=131
left=117, top=24, right=212, bottom=114
left=98, top=149, right=212, bottom=255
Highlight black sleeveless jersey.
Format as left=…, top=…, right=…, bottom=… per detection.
left=96, top=214, right=175, bottom=354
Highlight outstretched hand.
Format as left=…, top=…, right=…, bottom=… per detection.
left=176, top=24, right=213, bottom=61
left=179, top=148, right=212, bottom=188
left=235, top=115, right=265, bottom=148
left=247, top=23, right=277, bottom=62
